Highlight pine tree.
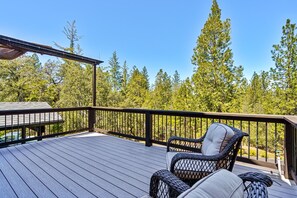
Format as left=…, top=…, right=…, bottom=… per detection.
left=123, top=66, right=149, bottom=107
left=57, top=21, right=91, bottom=107
left=55, top=20, right=81, bottom=54
left=271, top=19, right=297, bottom=114
left=141, top=66, right=150, bottom=90
left=172, top=70, right=181, bottom=91
left=191, top=0, right=243, bottom=112
left=172, top=77, right=194, bottom=110
left=149, top=69, right=172, bottom=109
left=96, top=66, right=111, bottom=107
left=244, top=71, right=271, bottom=114
left=108, top=51, right=122, bottom=92
left=121, top=60, right=129, bottom=98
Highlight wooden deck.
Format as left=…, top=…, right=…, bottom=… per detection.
left=0, top=132, right=296, bottom=198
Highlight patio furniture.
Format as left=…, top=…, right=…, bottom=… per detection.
left=149, top=169, right=273, bottom=198
left=167, top=123, right=248, bottom=185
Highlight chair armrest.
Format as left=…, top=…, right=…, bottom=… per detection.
left=238, top=172, right=273, bottom=187
left=167, top=136, right=204, bottom=152
left=169, top=152, right=227, bottom=175
left=150, top=169, right=190, bottom=198
left=246, top=182, right=269, bottom=198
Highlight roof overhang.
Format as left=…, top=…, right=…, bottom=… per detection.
left=0, top=35, right=103, bottom=65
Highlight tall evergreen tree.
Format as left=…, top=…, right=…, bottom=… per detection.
left=123, top=66, right=149, bottom=107
left=172, top=70, right=181, bottom=91
left=244, top=71, right=271, bottom=114
left=172, top=77, right=194, bottom=110
left=95, top=66, right=111, bottom=106
left=141, top=66, right=150, bottom=90
left=57, top=21, right=91, bottom=107
left=55, top=20, right=81, bottom=54
left=191, top=0, right=243, bottom=112
left=148, top=69, right=172, bottom=109
left=121, top=60, right=129, bottom=98
left=108, top=51, right=122, bottom=92
left=271, top=19, right=297, bottom=114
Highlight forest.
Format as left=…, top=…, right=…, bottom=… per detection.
left=1, top=0, right=297, bottom=117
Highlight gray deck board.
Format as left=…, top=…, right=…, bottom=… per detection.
left=23, top=143, right=115, bottom=198
left=0, top=149, right=56, bottom=198
left=15, top=145, right=96, bottom=198
left=0, top=169, right=17, bottom=198
left=37, top=141, right=146, bottom=197
left=44, top=139, right=149, bottom=189
left=51, top=137, right=154, bottom=178
left=0, top=132, right=296, bottom=198
left=54, top=135, right=165, bottom=171
left=0, top=152, right=36, bottom=198
left=6, top=146, right=76, bottom=198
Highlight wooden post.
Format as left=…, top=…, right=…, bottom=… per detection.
left=93, top=64, right=97, bottom=107
left=37, top=126, right=45, bottom=141
left=284, top=122, right=293, bottom=179
left=145, top=112, right=152, bottom=147
left=88, top=108, right=96, bottom=132
left=21, top=126, right=26, bottom=144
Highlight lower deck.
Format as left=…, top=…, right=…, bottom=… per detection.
left=0, top=132, right=296, bottom=197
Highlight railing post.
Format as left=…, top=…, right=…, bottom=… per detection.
left=21, top=126, right=26, bottom=144
left=284, top=122, right=293, bottom=179
left=88, top=107, right=96, bottom=132
left=145, top=112, right=152, bottom=147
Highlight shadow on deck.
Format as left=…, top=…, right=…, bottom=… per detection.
left=0, top=132, right=296, bottom=198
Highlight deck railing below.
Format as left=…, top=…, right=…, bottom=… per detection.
left=0, top=106, right=296, bottom=182
left=0, top=107, right=89, bottom=147
left=93, top=107, right=297, bottom=182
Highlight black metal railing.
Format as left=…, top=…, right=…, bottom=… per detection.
left=1, top=106, right=296, bottom=182
left=0, top=107, right=89, bottom=147
left=94, top=107, right=285, bottom=168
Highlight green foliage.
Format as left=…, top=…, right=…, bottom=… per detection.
left=148, top=69, right=172, bottom=109
left=172, top=78, right=194, bottom=111
left=121, top=60, right=129, bottom=98
left=191, top=0, right=244, bottom=112
left=271, top=19, right=297, bottom=115
left=108, top=51, right=122, bottom=92
left=0, top=55, right=47, bottom=102
left=122, top=66, right=149, bottom=108
left=242, top=71, right=273, bottom=114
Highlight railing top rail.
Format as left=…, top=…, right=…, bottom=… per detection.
left=93, top=106, right=288, bottom=123
left=284, top=116, right=297, bottom=127
left=1, top=105, right=295, bottom=124
left=0, top=107, right=90, bottom=115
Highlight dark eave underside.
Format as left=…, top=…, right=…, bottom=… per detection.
left=0, top=35, right=103, bottom=65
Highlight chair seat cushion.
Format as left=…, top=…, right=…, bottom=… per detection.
left=201, top=123, right=235, bottom=156
left=178, top=169, right=244, bottom=198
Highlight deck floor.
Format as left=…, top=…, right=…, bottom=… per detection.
left=0, top=132, right=296, bottom=198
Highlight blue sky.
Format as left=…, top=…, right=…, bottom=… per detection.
left=1, top=0, right=297, bottom=82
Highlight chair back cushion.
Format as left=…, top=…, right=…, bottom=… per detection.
left=201, top=123, right=235, bottom=156
left=178, top=169, right=244, bottom=198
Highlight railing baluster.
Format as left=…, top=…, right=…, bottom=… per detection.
left=248, top=121, right=250, bottom=159
left=256, top=121, right=259, bottom=160
left=275, top=123, right=277, bottom=164
left=265, top=122, right=268, bottom=162
left=240, top=120, right=243, bottom=157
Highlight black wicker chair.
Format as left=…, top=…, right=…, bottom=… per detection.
left=167, top=123, right=248, bottom=186
left=149, top=169, right=273, bottom=198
